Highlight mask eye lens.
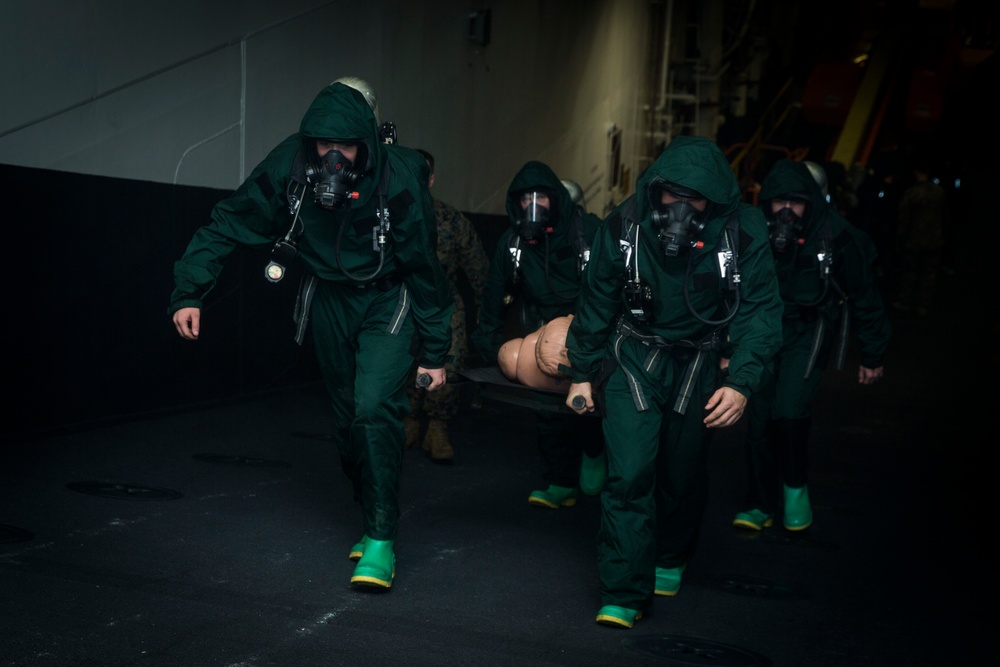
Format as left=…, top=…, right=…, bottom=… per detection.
left=516, top=190, right=551, bottom=241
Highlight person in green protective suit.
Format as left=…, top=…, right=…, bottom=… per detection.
left=731, top=158, right=891, bottom=533
left=472, top=161, right=608, bottom=508
left=170, top=81, right=454, bottom=591
left=564, top=136, right=784, bottom=629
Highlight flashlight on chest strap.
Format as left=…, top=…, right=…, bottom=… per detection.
left=265, top=240, right=299, bottom=283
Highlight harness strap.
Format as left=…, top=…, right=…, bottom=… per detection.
left=803, top=316, right=824, bottom=379
left=292, top=274, right=408, bottom=346
left=834, top=300, right=850, bottom=371
left=803, top=298, right=850, bottom=378
left=613, top=316, right=721, bottom=415
left=387, top=284, right=410, bottom=335
left=610, top=330, right=648, bottom=413
left=293, top=274, right=318, bottom=346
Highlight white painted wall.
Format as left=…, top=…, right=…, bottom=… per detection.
left=0, top=0, right=657, bottom=215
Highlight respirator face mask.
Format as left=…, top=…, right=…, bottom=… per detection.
left=769, top=199, right=807, bottom=251
left=650, top=183, right=707, bottom=257
left=515, top=190, right=553, bottom=242
left=307, top=145, right=362, bottom=209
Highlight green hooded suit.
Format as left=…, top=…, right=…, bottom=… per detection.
left=565, top=136, right=783, bottom=611
left=472, top=160, right=605, bottom=490
left=170, top=83, right=454, bottom=542
left=738, top=158, right=891, bottom=517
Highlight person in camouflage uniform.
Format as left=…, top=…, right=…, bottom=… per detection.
left=405, top=149, right=490, bottom=462
left=892, top=160, right=948, bottom=316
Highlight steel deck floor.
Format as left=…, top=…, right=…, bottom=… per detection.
left=2, top=271, right=990, bottom=666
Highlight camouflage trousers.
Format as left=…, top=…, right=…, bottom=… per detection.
left=407, top=303, right=468, bottom=420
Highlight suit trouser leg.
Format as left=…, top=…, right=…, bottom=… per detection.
left=653, top=399, right=712, bottom=569
left=311, top=284, right=415, bottom=541
left=741, top=372, right=780, bottom=515
left=775, top=417, right=812, bottom=488
left=772, top=358, right=824, bottom=489
left=535, top=410, right=585, bottom=488
left=597, top=364, right=711, bottom=608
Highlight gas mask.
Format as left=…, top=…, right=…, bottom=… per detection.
left=769, top=206, right=804, bottom=252
left=307, top=149, right=361, bottom=209
left=649, top=181, right=708, bottom=257
left=515, top=191, right=553, bottom=243
left=652, top=199, right=706, bottom=257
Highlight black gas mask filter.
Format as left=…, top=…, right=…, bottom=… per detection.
left=515, top=190, right=553, bottom=243
left=650, top=183, right=707, bottom=257
left=306, top=148, right=362, bottom=209
left=768, top=199, right=806, bottom=251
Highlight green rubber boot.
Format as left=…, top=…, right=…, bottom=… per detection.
left=348, top=535, right=368, bottom=561
left=350, top=538, right=395, bottom=588
left=596, top=605, right=643, bottom=628
left=783, top=484, right=813, bottom=531
left=732, top=509, right=774, bottom=531
left=654, top=565, right=685, bottom=596
left=528, top=485, right=577, bottom=509
left=579, top=450, right=608, bottom=496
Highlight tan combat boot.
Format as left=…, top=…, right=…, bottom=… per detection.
left=404, top=416, right=421, bottom=449
left=423, top=418, right=454, bottom=462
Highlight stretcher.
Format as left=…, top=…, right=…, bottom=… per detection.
left=455, top=366, right=590, bottom=415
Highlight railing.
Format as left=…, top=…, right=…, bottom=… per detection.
left=725, top=77, right=810, bottom=203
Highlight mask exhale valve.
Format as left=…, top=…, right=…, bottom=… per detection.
left=652, top=200, right=705, bottom=257
left=770, top=207, right=804, bottom=251
left=308, top=149, right=360, bottom=209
